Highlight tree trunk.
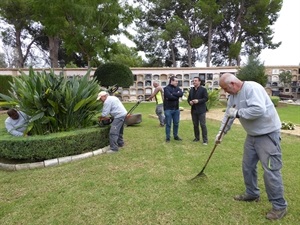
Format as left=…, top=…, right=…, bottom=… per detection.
left=206, top=22, right=212, bottom=67
left=49, top=36, right=60, bottom=68
left=170, top=42, right=176, bottom=67
left=15, top=29, right=24, bottom=68
left=187, top=41, right=192, bottom=67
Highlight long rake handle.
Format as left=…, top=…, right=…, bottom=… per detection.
left=192, top=105, right=236, bottom=179
left=127, top=100, right=141, bottom=115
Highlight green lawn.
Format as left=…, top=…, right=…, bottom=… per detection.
left=276, top=103, right=300, bottom=125
left=0, top=102, right=299, bottom=224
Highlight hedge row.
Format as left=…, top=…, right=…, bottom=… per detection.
left=0, top=75, right=13, bottom=96
left=0, top=126, right=110, bottom=161
left=270, top=96, right=280, bottom=107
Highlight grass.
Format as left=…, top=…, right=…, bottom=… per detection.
left=276, top=103, right=300, bottom=125
left=0, top=102, right=299, bottom=224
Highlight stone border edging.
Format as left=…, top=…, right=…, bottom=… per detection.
left=0, top=146, right=110, bottom=171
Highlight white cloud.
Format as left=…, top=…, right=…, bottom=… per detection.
left=259, top=0, right=300, bottom=66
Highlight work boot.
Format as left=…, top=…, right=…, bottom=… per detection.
left=233, top=193, right=260, bottom=202
left=174, top=136, right=182, bottom=141
left=106, top=149, right=118, bottom=154
left=266, top=208, right=287, bottom=220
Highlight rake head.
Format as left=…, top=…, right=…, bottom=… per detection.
left=191, top=171, right=207, bottom=180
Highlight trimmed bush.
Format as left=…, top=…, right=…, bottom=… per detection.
left=0, top=126, right=109, bottom=161
left=94, top=62, right=134, bottom=88
left=270, top=96, right=280, bottom=107
left=0, top=75, right=13, bottom=109
left=0, top=75, right=13, bottom=96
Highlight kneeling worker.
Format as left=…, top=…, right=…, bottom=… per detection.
left=5, top=109, right=29, bottom=137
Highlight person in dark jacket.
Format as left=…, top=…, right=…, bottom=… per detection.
left=188, top=77, right=209, bottom=145
left=163, top=76, right=183, bottom=142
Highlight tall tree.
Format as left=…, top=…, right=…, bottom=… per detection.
left=197, top=0, right=223, bottom=67
left=0, top=0, right=40, bottom=68
left=279, top=71, right=292, bottom=87
left=108, top=42, right=143, bottom=67
left=211, top=0, right=282, bottom=66
left=237, top=55, right=267, bottom=86
left=134, top=0, right=182, bottom=67
left=172, top=0, right=203, bottom=67
left=0, top=52, right=7, bottom=68
left=135, top=0, right=206, bottom=67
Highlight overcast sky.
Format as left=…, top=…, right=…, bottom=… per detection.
left=258, top=0, right=300, bottom=66
left=1, top=0, right=299, bottom=67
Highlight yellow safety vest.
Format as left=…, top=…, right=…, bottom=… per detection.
left=155, top=90, right=163, bottom=104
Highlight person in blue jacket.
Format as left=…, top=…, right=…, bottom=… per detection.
left=163, top=76, right=183, bottom=142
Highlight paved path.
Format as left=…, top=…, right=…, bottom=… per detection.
left=180, top=108, right=300, bottom=137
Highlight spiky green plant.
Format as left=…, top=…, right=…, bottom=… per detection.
left=206, top=87, right=220, bottom=110
left=0, top=68, right=102, bottom=135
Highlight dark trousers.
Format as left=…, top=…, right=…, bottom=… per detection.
left=191, top=111, right=207, bottom=143
left=109, top=116, right=126, bottom=151
left=164, top=109, right=180, bottom=139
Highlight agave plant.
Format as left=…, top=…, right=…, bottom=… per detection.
left=0, top=68, right=102, bottom=135
left=206, top=87, right=221, bottom=110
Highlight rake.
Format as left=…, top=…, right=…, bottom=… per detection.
left=191, top=105, right=235, bottom=180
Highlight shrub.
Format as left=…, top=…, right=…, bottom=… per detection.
left=206, top=88, right=220, bottom=110
left=237, top=56, right=267, bottom=87
left=94, top=62, right=134, bottom=88
left=0, top=75, right=13, bottom=106
left=0, top=126, right=110, bottom=161
left=0, top=68, right=102, bottom=135
left=281, top=121, right=295, bottom=130
left=270, top=96, right=280, bottom=107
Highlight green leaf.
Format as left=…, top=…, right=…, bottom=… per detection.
left=73, top=99, right=85, bottom=112
left=29, top=112, right=45, bottom=122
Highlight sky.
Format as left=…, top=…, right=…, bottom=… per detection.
left=1, top=0, right=299, bottom=67
left=257, top=0, right=300, bottom=66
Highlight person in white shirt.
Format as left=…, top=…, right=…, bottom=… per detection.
left=97, top=91, right=127, bottom=153
left=5, top=109, right=29, bottom=136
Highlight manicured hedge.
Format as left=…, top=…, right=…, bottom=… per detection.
left=0, top=126, right=109, bottom=161
left=0, top=75, right=13, bottom=95
left=270, top=96, right=280, bottom=107
left=0, top=75, right=13, bottom=105
left=94, top=62, right=134, bottom=88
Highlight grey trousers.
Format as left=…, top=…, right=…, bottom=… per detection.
left=156, top=103, right=165, bottom=125
left=109, top=116, right=126, bottom=151
left=243, top=131, right=287, bottom=209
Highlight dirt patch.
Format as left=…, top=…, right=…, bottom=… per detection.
left=153, top=108, right=299, bottom=137
left=180, top=108, right=241, bottom=125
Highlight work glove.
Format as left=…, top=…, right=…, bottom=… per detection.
left=228, top=108, right=238, bottom=118
left=215, top=131, right=225, bottom=144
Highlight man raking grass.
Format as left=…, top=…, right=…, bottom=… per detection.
left=213, top=73, right=288, bottom=220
